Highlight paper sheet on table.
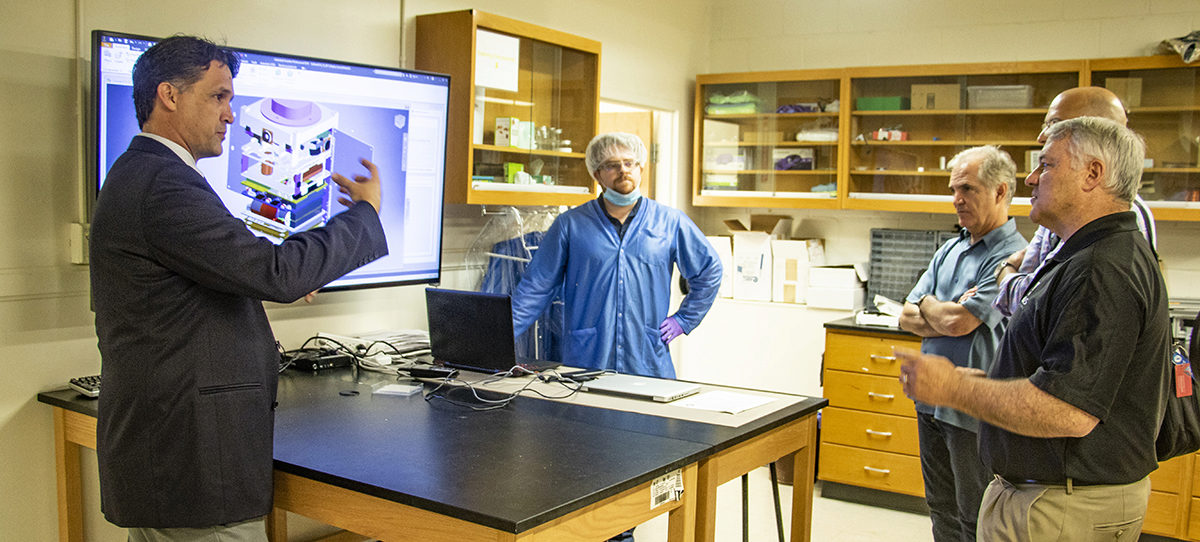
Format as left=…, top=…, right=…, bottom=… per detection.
left=674, top=390, right=776, bottom=415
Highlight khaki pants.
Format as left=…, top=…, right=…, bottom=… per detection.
left=127, top=516, right=267, bottom=542
left=977, top=475, right=1149, bottom=541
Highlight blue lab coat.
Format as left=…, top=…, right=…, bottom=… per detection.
left=512, top=198, right=722, bottom=377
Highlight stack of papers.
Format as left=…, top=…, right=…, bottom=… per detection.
left=855, top=295, right=902, bottom=327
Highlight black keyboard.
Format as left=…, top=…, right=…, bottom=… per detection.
left=69, top=375, right=101, bottom=398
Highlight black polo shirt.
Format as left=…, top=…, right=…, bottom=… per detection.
left=978, top=211, right=1171, bottom=485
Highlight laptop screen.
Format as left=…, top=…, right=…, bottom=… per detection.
left=425, top=288, right=518, bottom=372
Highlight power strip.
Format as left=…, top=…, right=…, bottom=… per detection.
left=283, top=349, right=355, bottom=371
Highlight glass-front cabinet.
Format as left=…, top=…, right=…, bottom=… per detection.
left=693, top=70, right=846, bottom=209
left=1090, top=56, right=1200, bottom=222
left=694, top=57, right=1200, bottom=221
left=416, top=10, right=600, bottom=206
left=844, top=61, right=1083, bottom=214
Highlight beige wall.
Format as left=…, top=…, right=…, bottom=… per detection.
left=3, top=1, right=1200, bottom=540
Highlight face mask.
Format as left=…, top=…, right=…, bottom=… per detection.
left=603, top=187, right=641, bottom=207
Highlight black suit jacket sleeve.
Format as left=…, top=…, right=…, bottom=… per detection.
left=141, top=154, right=386, bottom=302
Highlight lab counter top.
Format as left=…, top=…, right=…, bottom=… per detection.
left=823, top=316, right=917, bottom=338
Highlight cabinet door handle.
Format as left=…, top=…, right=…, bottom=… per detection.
left=865, top=429, right=893, bottom=438
left=869, top=354, right=897, bottom=363
left=867, top=392, right=895, bottom=401
left=863, top=466, right=891, bottom=475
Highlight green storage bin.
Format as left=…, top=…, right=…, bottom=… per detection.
left=855, top=96, right=910, bottom=111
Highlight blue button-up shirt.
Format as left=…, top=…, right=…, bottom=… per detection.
left=905, top=219, right=1026, bottom=430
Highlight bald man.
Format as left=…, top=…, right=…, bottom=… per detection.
left=992, top=87, right=1157, bottom=317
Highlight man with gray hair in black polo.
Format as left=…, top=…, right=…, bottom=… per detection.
left=896, top=117, right=1171, bottom=541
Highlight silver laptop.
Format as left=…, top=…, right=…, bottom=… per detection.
left=581, top=374, right=701, bottom=403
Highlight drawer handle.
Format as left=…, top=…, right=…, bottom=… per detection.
left=867, top=392, right=895, bottom=401
left=863, top=466, right=891, bottom=475
left=869, top=354, right=897, bottom=363
left=865, top=429, right=893, bottom=438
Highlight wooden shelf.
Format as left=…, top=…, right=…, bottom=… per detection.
left=851, top=140, right=1039, bottom=147
left=1130, top=106, right=1200, bottom=114
left=703, top=112, right=839, bottom=120
left=474, top=144, right=585, bottom=159
left=703, top=141, right=838, bottom=147
left=853, top=108, right=1045, bottom=116
left=849, top=169, right=949, bottom=177
left=703, top=169, right=838, bottom=175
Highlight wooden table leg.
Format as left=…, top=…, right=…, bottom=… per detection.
left=54, top=408, right=84, bottom=542
left=789, top=415, right=818, bottom=542
left=694, top=458, right=719, bottom=542
left=266, top=507, right=288, bottom=542
left=667, top=464, right=698, bottom=542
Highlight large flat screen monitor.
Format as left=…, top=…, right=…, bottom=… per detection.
left=90, top=30, right=450, bottom=290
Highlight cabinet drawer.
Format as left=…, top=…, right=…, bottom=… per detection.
left=821, top=406, right=919, bottom=455
left=1151, top=454, right=1188, bottom=495
left=1186, top=496, right=1200, bottom=540
left=819, top=442, right=924, bottom=497
left=824, top=369, right=915, bottom=417
left=825, top=330, right=922, bottom=377
left=1144, top=490, right=1183, bottom=538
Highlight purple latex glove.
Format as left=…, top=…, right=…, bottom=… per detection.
left=659, top=316, right=685, bottom=344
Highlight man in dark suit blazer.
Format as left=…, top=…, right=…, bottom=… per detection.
left=90, top=35, right=387, bottom=539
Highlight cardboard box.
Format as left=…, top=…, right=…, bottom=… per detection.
left=703, top=174, right=739, bottom=191
left=703, top=146, right=747, bottom=172
left=771, top=239, right=826, bottom=304
left=724, top=215, right=793, bottom=301
left=1025, top=149, right=1041, bottom=173
left=706, top=236, right=734, bottom=299
left=494, top=117, right=518, bottom=146
left=809, top=264, right=867, bottom=288
left=503, top=162, right=524, bottom=183
left=911, top=84, right=961, bottom=110
left=513, top=120, right=535, bottom=149
left=856, top=96, right=909, bottom=111
left=967, top=85, right=1033, bottom=109
left=1106, top=77, right=1143, bottom=108
left=869, top=129, right=909, bottom=141
left=807, top=286, right=866, bottom=311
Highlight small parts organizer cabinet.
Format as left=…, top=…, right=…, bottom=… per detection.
left=819, top=318, right=1198, bottom=540
left=819, top=319, right=924, bottom=497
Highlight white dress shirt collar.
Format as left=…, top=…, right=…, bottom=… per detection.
left=137, top=133, right=201, bottom=174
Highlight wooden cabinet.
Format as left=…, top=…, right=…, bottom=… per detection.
left=819, top=320, right=1199, bottom=537
left=1144, top=453, right=1192, bottom=538
left=415, top=10, right=600, bottom=206
left=693, top=70, right=847, bottom=209
left=694, top=56, right=1200, bottom=221
left=844, top=61, right=1083, bottom=215
left=819, top=323, right=924, bottom=497
left=1089, top=56, right=1200, bottom=222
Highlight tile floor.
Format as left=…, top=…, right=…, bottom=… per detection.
left=631, top=467, right=933, bottom=542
